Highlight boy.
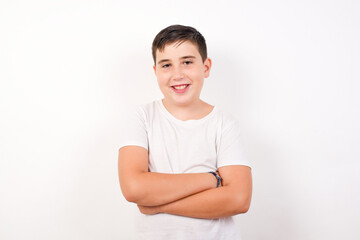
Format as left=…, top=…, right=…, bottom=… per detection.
left=118, top=24, right=252, bottom=239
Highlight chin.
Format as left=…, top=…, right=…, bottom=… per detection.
left=174, top=98, right=197, bottom=106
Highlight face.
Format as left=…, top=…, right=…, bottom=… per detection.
left=153, top=40, right=212, bottom=108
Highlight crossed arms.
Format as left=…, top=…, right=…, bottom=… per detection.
left=118, top=145, right=252, bottom=219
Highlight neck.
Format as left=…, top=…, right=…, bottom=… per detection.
left=161, top=98, right=213, bottom=121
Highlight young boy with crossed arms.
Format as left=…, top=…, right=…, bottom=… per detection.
left=118, top=24, right=252, bottom=240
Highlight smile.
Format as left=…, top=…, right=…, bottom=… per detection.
left=171, top=84, right=190, bottom=93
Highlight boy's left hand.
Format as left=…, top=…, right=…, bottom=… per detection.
left=137, top=204, right=161, bottom=215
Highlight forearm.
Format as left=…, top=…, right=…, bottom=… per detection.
left=126, top=172, right=217, bottom=206
left=152, top=186, right=250, bottom=219
left=137, top=166, right=252, bottom=219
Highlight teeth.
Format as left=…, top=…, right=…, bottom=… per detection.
left=173, top=85, right=188, bottom=90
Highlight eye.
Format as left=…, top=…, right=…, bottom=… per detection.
left=184, top=61, right=193, bottom=65
left=162, top=64, right=171, bottom=68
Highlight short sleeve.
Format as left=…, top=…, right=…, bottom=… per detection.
left=118, top=106, right=149, bottom=151
left=216, top=120, right=251, bottom=168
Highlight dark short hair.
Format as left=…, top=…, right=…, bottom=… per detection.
left=152, top=24, right=207, bottom=64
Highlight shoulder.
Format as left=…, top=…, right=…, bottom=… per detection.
left=213, top=106, right=240, bottom=132
left=125, top=100, right=159, bottom=120
left=123, top=99, right=169, bottom=129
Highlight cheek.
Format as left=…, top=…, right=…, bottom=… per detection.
left=156, top=74, right=170, bottom=86
left=155, top=72, right=165, bottom=81
left=156, top=70, right=171, bottom=79
left=189, top=70, right=204, bottom=81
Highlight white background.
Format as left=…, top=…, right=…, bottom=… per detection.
left=1, top=0, right=359, bottom=239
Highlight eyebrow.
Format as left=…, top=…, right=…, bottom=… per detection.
left=157, top=55, right=196, bottom=65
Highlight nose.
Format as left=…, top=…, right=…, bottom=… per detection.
left=172, top=65, right=184, bottom=81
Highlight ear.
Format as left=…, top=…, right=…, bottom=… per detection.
left=204, top=58, right=212, bottom=78
left=153, top=65, right=156, bottom=75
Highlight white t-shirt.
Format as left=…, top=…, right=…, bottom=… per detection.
left=119, top=99, right=251, bottom=240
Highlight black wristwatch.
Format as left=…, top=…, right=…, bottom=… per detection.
left=209, top=171, right=222, bottom=188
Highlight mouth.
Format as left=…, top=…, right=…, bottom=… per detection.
left=171, top=84, right=190, bottom=89
left=171, top=84, right=190, bottom=93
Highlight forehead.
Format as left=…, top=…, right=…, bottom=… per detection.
left=156, top=40, right=200, bottom=60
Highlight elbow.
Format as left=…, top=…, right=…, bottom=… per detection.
left=234, top=195, right=252, bottom=214
left=123, top=190, right=137, bottom=203
left=238, top=201, right=251, bottom=214
left=121, top=182, right=143, bottom=203
left=119, top=172, right=147, bottom=203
